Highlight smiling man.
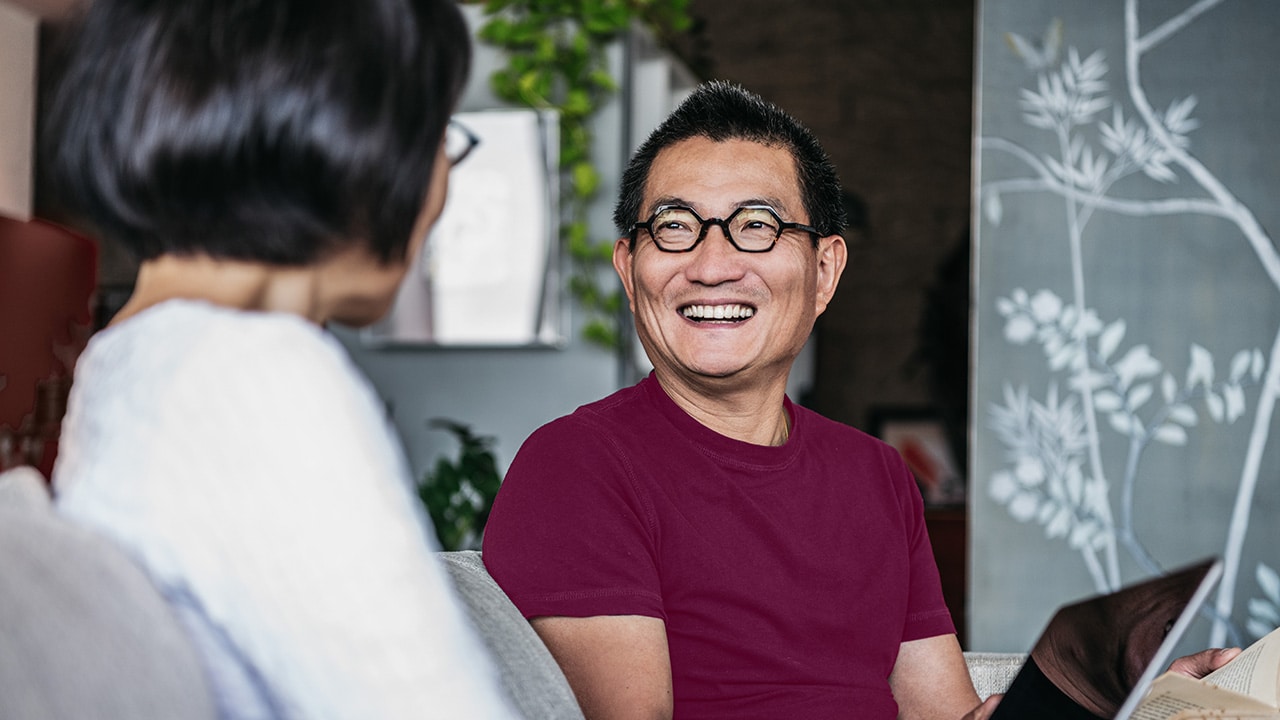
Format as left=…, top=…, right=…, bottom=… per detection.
left=482, top=82, right=993, bottom=720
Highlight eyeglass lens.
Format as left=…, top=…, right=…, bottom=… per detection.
left=445, top=122, right=479, bottom=166
left=648, top=206, right=782, bottom=252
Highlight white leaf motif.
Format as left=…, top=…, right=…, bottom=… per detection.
left=1249, top=619, right=1276, bottom=642
left=1142, top=158, right=1178, bottom=184
left=1163, top=95, right=1200, bottom=135
left=985, top=192, right=1004, bottom=226
left=1068, top=521, right=1096, bottom=550
left=1128, top=383, right=1154, bottom=411
left=1258, top=563, right=1280, bottom=604
left=1188, top=344, right=1214, bottom=390
left=1109, top=412, right=1133, bottom=435
left=1248, top=598, right=1280, bottom=626
left=1069, top=370, right=1108, bottom=395
left=1046, top=507, right=1072, bottom=538
left=1231, top=350, right=1252, bottom=383
left=1049, top=343, right=1076, bottom=370
left=1116, top=345, right=1161, bottom=388
left=1005, top=315, right=1036, bottom=344
left=1030, top=290, right=1064, bottom=323
left=990, top=471, right=1018, bottom=503
left=1093, top=391, right=1123, bottom=412
left=1010, top=493, right=1039, bottom=522
left=1098, top=320, right=1126, bottom=361
left=1153, top=423, right=1188, bottom=446
left=1168, top=404, right=1198, bottom=426
left=1206, top=392, right=1225, bottom=423
left=1225, top=384, right=1246, bottom=423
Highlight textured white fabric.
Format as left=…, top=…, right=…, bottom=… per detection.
left=963, top=652, right=1025, bottom=701
left=54, top=300, right=516, bottom=720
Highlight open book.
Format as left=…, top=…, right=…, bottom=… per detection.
left=1132, top=626, right=1280, bottom=720
left=991, top=558, right=1224, bottom=720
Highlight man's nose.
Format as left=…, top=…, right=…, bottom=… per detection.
left=685, top=222, right=746, bottom=284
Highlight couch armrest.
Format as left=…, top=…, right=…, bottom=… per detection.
left=0, top=467, right=215, bottom=719
left=0, top=465, right=50, bottom=511
left=438, top=550, right=585, bottom=720
left=964, top=652, right=1024, bottom=700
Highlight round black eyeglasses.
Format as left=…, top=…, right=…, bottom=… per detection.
left=445, top=121, right=480, bottom=167
left=630, top=205, right=819, bottom=253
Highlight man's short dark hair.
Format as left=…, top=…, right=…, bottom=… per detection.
left=614, top=81, right=847, bottom=245
left=43, top=0, right=471, bottom=265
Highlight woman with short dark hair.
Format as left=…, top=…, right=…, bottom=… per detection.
left=46, top=0, right=515, bottom=717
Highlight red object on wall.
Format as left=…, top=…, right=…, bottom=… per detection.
left=0, top=215, right=97, bottom=479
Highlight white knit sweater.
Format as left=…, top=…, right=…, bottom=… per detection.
left=54, top=300, right=515, bottom=719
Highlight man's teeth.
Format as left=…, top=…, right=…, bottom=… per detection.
left=681, top=304, right=755, bottom=320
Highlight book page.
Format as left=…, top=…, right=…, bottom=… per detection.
left=1202, top=627, right=1280, bottom=705
left=1132, top=673, right=1277, bottom=720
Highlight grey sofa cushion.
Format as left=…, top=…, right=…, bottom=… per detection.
left=0, top=467, right=216, bottom=720
left=438, top=550, right=585, bottom=720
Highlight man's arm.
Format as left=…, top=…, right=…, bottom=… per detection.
left=531, top=615, right=673, bottom=720
left=889, top=634, right=984, bottom=720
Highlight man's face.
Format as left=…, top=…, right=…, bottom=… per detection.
left=613, top=136, right=846, bottom=389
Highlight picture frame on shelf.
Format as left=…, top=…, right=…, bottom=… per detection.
left=869, top=406, right=966, bottom=508
left=362, top=108, right=562, bottom=348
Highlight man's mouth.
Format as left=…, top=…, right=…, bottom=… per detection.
left=680, top=303, right=756, bottom=322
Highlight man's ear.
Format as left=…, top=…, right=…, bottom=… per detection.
left=814, top=234, right=848, bottom=316
left=612, top=237, right=637, bottom=312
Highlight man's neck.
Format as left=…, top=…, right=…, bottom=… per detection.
left=652, top=371, right=792, bottom=446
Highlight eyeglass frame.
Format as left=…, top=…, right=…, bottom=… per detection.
left=629, top=204, right=821, bottom=254
left=445, top=120, right=480, bottom=167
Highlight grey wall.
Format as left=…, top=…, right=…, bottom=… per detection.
left=971, top=0, right=1280, bottom=652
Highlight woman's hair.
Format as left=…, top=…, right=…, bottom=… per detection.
left=43, top=0, right=471, bottom=265
left=613, top=81, right=847, bottom=245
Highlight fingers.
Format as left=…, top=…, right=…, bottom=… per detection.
left=962, top=694, right=1004, bottom=720
left=1167, top=647, right=1243, bottom=679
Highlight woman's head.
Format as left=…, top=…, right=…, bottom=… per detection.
left=44, top=0, right=471, bottom=266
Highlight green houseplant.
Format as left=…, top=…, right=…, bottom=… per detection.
left=417, top=420, right=503, bottom=551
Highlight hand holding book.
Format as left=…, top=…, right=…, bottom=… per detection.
left=1132, top=627, right=1280, bottom=720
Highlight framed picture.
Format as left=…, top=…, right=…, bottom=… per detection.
left=869, top=406, right=966, bottom=507
left=363, top=108, right=562, bottom=348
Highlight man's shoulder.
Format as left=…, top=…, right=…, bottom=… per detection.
left=506, top=379, right=668, bottom=488
left=792, top=402, right=884, bottom=447
left=534, top=379, right=653, bottom=436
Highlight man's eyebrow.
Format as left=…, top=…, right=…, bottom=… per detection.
left=737, top=197, right=791, bottom=214
left=646, top=196, right=692, bottom=215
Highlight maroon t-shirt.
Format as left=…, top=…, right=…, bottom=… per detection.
left=483, top=375, right=953, bottom=719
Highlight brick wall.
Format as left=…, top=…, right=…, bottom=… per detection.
left=686, top=0, right=976, bottom=435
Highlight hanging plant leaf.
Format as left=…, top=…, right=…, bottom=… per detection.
left=467, top=0, right=693, bottom=349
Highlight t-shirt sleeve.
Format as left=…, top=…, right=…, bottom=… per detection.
left=483, top=415, right=666, bottom=621
left=889, top=447, right=957, bottom=642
